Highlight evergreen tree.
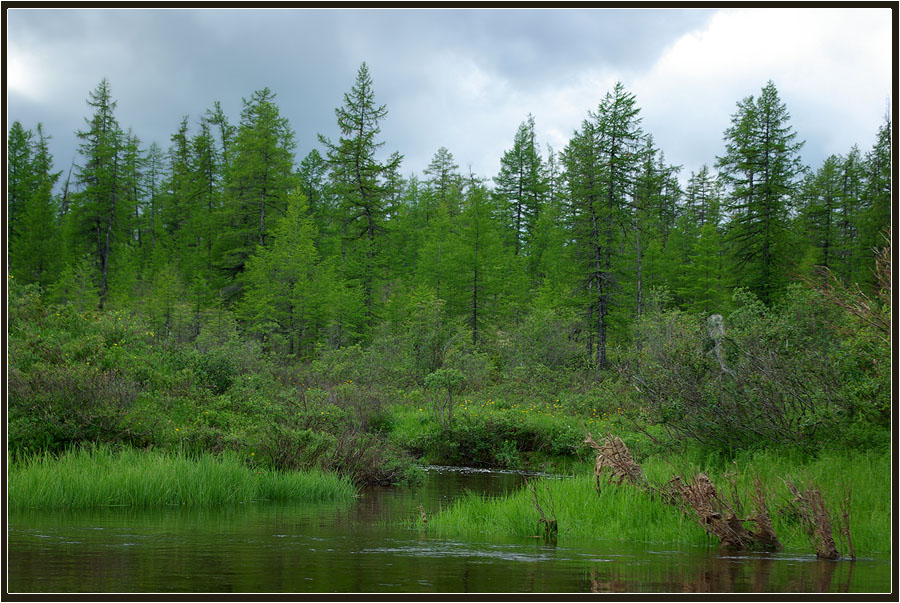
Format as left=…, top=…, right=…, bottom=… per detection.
left=717, top=81, right=805, bottom=304
left=319, top=62, right=402, bottom=329
left=493, top=114, right=548, bottom=258
left=564, top=82, right=644, bottom=371
left=214, top=88, right=297, bottom=288
left=69, top=78, right=128, bottom=309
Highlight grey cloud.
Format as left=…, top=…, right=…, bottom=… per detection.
left=7, top=8, right=886, bottom=190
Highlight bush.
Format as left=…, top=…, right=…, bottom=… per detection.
left=620, top=285, right=890, bottom=453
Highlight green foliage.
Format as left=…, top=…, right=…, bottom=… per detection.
left=426, top=448, right=891, bottom=554
left=388, top=396, right=587, bottom=469
left=318, top=62, right=402, bottom=329
left=717, top=81, right=805, bottom=305
left=213, top=87, right=297, bottom=284
left=621, top=285, right=889, bottom=452
left=8, top=446, right=356, bottom=509
left=7, top=74, right=891, bottom=508
left=493, top=113, right=548, bottom=257
left=564, top=82, right=645, bottom=370
left=424, top=367, right=465, bottom=430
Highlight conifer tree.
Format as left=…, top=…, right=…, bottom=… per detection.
left=494, top=114, right=548, bottom=258
left=215, top=88, right=297, bottom=288
left=7, top=121, right=34, bottom=240
left=319, top=62, right=402, bottom=329
left=11, top=123, right=63, bottom=287
left=444, top=177, right=509, bottom=346
left=564, top=82, right=644, bottom=371
left=798, top=155, right=843, bottom=284
left=717, top=81, right=805, bottom=304
left=860, top=116, right=892, bottom=284
left=69, top=78, right=128, bottom=309
left=240, top=191, right=326, bottom=356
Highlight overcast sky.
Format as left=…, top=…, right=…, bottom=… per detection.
left=7, top=7, right=893, bottom=188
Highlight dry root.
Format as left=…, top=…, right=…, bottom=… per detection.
left=784, top=477, right=841, bottom=560
left=666, top=473, right=781, bottom=552
left=583, top=426, right=647, bottom=491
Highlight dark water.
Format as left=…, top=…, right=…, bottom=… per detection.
left=7, top=466, right=891, bottom=594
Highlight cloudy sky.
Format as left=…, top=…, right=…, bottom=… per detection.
left=7, top=7, right=893, bottom=187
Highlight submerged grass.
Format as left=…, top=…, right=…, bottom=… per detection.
left=8, top=445, right=357, bottom=509
left=424, top=449, right=891, bottom=556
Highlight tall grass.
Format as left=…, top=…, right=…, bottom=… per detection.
left=8, top=445, right=357, bottom=509
left=427, top=474, right=708, bottom=546
left=424, top=449, right=892, bottom=555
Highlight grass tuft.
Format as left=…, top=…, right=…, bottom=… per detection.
left=8, top=445, right=357, bottom=509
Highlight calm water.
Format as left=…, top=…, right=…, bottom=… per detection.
left=7, top=466, right=891, bottom=594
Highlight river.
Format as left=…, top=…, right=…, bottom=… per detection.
left=7, top=466, right=891, bottom=594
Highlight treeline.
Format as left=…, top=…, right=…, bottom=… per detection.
left=7, top=63, right=892, bottom=372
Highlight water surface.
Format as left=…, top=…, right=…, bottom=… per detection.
left=7, top=466, right=890, bottom=593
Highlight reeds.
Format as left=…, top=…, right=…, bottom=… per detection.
left=8, top=445, right=356, bottom=509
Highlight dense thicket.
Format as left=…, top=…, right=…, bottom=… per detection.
left=7, top=66, right=892, bottom=460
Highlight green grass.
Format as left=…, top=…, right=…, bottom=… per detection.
left=8, top=445, right=357, bottom=509
left=423, top=448, right=892, bottom=556
left=428, top=473, right=707, bottom=546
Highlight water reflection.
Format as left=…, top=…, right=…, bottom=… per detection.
left=586, top=553, right=860, bottom=593
left=7, top=468, right=889, bottom=594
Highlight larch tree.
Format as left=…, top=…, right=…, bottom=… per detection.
left=7, top=121, right=35, bottom=241
left=240, top=190, right=326, bottom=356
left=319, top=62, right=403, bottom=330
left=69, top=78, right=127, bottom=309
left=564, top=82, right=644, bottom=371
left=443, top=177, right=508, bottom=347
left=493, top=114, right=548, bottom=259
left=716, top=80, right=805, bottom=304
left=10, top=123, right=63, bottom=288
left=215, top=88, right=297, bottom=289
left=798, top=155, right=843, bottom=285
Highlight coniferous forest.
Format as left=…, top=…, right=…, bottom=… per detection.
left=7, top=65, right=892, bottom=556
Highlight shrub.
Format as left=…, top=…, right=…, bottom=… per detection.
left=620, top=285, right=889, bottom=452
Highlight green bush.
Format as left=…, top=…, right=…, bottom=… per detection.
left=620, top=285, right=890, bottom=452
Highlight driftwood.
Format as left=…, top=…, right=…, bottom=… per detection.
left=666, top=472, right=781, bottom=551
left=583, top=426, right=647, bottom=491
left=784, top=477, right=841, bottom=560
